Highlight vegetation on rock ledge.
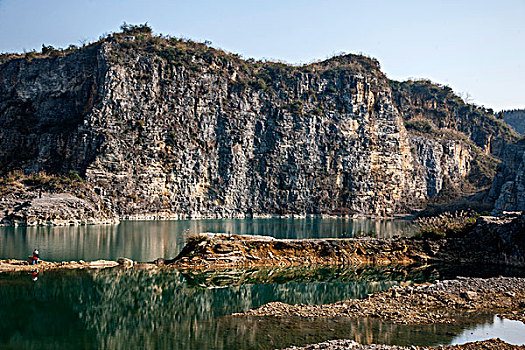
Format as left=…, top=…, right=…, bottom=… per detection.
left=414, top=210, right=480, bottom=240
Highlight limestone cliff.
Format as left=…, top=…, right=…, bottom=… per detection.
left=490, top=138, right=525, bottom=213
left=0, top=28, right=517, bottom=224
left=391, top=80, right=518, bottom=211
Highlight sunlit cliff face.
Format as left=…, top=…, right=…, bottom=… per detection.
left=0, top=32, right=517, bottom=223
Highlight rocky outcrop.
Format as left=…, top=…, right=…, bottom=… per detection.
left=502, top=109, right=525, bottom=135
left=0, top=29, right=516, bottom=222
left=169, top=233, right=430, bottom=268
left=490, top=139, right=525, bottom=213
left=0, top=173, right=116, bottom=226
left=169, top=213, right=525, bottom=268
left=0, top=192, right=117, bottom=226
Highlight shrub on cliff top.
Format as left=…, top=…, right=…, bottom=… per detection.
left=120, top=22, right=152, bottom=35
left=414, top=210, right=479, bottom=240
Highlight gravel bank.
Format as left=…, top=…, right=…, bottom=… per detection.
left=283, top=338, right=524, bottom=349
left=238, top=277, right=525, bottom=324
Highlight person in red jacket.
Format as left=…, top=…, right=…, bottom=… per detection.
left=32, top=249, right=39, bottom=264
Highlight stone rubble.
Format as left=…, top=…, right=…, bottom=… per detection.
left=283, top=339, right=524, bottom=350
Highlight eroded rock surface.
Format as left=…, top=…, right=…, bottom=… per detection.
left=168, top=233, right=431, bottom=268
left=0, top=192, right=117, bottom=226
left=169, top=213, right=525, bottom=268
left=0, top=31, right=517, bottom=223
left=491, top=139, right=525, bottom=213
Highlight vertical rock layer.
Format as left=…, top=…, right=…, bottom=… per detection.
left=0, top=31, right=518, bottom=222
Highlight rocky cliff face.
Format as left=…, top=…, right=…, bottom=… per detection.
left=391, top=80, right=516, bottom=156
left=502, top=109, right=525, bottom=135
left=0, top=30, right=517, bottom=223
left=391, top=80, right=518, bottom=210
left=0, top=45, right=105, bottom=173
left=490, top=138, right=525, bottom=213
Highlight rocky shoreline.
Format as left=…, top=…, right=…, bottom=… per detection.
left=236, top=276, right=525, bottom=325
left=0, top=258, right=157, bottom=272
left=284, top=339, right=525, bottom=349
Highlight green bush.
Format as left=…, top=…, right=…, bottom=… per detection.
left=66, top=170, right=83, bottom=183
left=120, top=22, right=152, bottom=35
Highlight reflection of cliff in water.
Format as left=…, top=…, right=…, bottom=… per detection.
left=0, top=271, right=97, bottom=350
left=181, top=264, right=439, bottom=288
left=1, top=264, right=522, bottom=350
left=0, top=218, right=415, bottom=262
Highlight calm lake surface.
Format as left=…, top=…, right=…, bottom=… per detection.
left=0, top=218, right=415, bottom=261
left=1, top=219, right=524, bottom=349
left=1, top=264, right=525, bottom=350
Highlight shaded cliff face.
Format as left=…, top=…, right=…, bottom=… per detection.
left=502, top=109, right=525, bottom=135
left=490, top=138, right=525, bottom=213
left=0, top=46, right=106, bottom=174
left=0, top=31, right=516, bottom=220
left=390, top=80, right=518, bottom=210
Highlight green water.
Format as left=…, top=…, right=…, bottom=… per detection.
left=1, top=264, right=525, bottom=350
left=2, top=219, right=524, bottom=349
left=0, top=218, right=415, bottom=262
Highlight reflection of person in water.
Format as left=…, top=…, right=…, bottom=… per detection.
left=31, top=269, right=38, bottom=282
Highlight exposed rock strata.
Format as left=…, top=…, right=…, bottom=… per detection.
left=409, top=134, right=474, bottom=199
left=0, top=30, right=516, bottom=223
left=169, top=234, right=430, bottom=268
left=0, top=192, right=117, bottom=226
left=490, top=139, right=525, bottom=213
left=168, top=214, right=525, bottom=268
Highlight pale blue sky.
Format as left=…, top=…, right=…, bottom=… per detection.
left=0, top=0, right=523, bottom=111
